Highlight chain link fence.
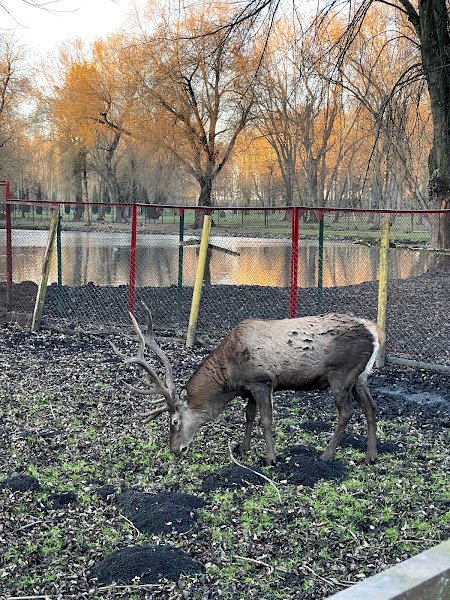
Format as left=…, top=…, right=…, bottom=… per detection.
left=1, top=188, right=448, bottom=370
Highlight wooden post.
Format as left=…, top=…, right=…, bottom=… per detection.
left=376, top=219, right=391, bottom=367
left=56, top=212, right=63, bottom=314
left=186, top=214, right=212, bottom=347
left=31, top=209, right=59, bottom=332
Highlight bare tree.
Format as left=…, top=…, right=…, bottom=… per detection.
left=134, top=1, right=257, bottom=223
left=255, top=22, right=302, bottom=208
left=0, top=36, right=27, bottom=178
left=1, top=0, right=59, bottom=9
left=332, top=8, right=430, bottom=210
left=223, top=0, right=450, bottom=263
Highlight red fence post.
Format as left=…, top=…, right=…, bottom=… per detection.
left=128, top=203, right=138, bottom=314
left=289, top=207, right=300, bottom=318
left=5, top=181, right=12, bottom=309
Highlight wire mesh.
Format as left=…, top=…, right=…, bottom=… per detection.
left=0, top=183, right=5, bottom=278
left=1, top=198, right=448, bottom=368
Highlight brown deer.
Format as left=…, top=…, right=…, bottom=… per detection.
left=112, top=304, right=384, bottom=466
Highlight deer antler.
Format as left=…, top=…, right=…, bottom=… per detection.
left=111, top=302, right=176, bottom=420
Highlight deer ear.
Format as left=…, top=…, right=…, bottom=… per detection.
left=179, top=387, right=188, bottom=406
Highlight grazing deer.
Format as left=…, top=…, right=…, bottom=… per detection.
left=112, top=304, right=384, bottom=466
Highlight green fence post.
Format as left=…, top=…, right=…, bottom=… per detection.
left=317, top=210, right=325, bottom=314
left=178, top=208, right=185, bottom=325
left=56, top=210, right=63, bottom=314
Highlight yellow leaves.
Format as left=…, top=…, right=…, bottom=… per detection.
left=234, top=131, right=279, bottom=182
left=52, top=60, right=100, bottom=146
left=50, top=32, right=139, bottom=155
left=19, top=0, right=430, bottom=210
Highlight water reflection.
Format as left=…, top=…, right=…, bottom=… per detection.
left=0, top=229, right=431, bottom=287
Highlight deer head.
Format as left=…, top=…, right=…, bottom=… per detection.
left=110, top=302, right=198, bottom=456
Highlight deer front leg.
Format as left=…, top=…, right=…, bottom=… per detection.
left=236, top=396, right=257, bottom=455
left=250, top=384, right=276, bottom=466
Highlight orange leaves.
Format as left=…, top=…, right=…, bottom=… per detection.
left=235, top=130, right=279, bottom=182
left=16, top=0, right=431, bottom=210
left=50, top=33, right=140, bottom=156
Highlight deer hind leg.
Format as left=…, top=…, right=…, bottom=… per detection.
left=352, top=375, right=378, bottom=464
left=321, top=373, right=355, bottom=461
left=237, top=396, right=257, bottom=455
left=248, top=383, right=276, bottom=466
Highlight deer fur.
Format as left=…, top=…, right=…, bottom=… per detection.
left=170, top=313, right=384, bottom=465
left=114, top=307, right=384, bottom=466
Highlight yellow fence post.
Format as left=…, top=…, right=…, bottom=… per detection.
left=186, top=214, right=212, bottom=348
left=32, top=208, right=59, bottom=332
left=376, top=219, right=391, bottom=367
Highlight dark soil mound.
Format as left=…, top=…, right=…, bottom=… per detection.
left=300, top=420, right=332, bottom=433
left=94, top=485, right=119, bottom=502
left=201, top=464, right=267, bottom=491
left=49, top=491, right=77, bottom=509
left=151, top=491, right=205, bottom=510
left=1, top=474, right=40, bottom=492
left=340, top=433, right=401, bottom=454
left=276, top=445, right=348, bottom=486
left=90, top=544, right=204, bottom=585
left=202, top=449, right=350, bottom=490
left=116, top=490, right=204, bottom=534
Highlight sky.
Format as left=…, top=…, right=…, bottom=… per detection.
left=1, top=0, right=141, bottom=56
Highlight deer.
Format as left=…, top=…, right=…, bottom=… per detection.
left=111, top=303, right=385, bottom=466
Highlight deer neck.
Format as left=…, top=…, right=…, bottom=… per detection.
left=186, top=369, right=234, bottom=421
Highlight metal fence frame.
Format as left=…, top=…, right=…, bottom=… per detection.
left=1, top=185, right=449, bottom=372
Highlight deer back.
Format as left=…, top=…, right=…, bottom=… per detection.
left=187, top=313, right=381, bottom=397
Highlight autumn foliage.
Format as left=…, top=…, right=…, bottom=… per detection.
left=0, top=1, right=433, bottom=212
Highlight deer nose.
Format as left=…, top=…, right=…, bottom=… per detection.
left=180, top=445, right=189, bottom=455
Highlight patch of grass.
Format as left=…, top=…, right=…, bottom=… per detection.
left=1, top=330, right=448, bottom=599
left=40, top=527, right=64, bottom=555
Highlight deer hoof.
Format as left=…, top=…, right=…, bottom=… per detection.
left=233, top=443, right=248, bottom=456
left=364, top=454, right=377, bottom=465
left=320, top=451, right=334, bottom=462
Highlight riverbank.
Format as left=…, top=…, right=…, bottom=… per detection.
left=0, top=216, right=432, bottom=245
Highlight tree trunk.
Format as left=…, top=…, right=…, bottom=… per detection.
left=98, top=179, right=106, bottom=222
left=194, top=173, right=213, bottom=228
left=419, top=0, right=450, bottom=268
left=82, top=154, right=91, bottom=226
left=102, top=132, right=123, bottom=223
left=73, top=152, right=83, bottom=222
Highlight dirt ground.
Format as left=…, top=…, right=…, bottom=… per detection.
left=0, top=281, right=38, bottom=326
left=0, top=321, right=449, bottom=598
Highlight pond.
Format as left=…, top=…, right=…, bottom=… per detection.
left=1, top=229, right=431, bottom=288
